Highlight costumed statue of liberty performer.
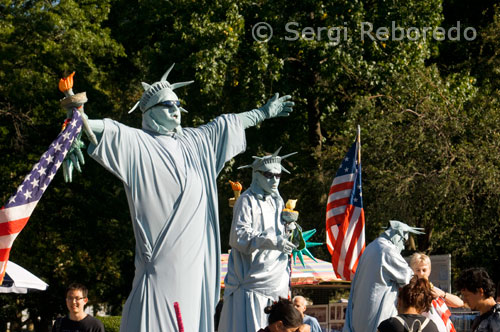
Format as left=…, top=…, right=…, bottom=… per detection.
left=218, top=148, right=301, bottom=332
left=343, top=220, right=424, bottom=332
left=62, top=64, right=294, bottom=332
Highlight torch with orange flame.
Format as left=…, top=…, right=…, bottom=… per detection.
left=59, top=72, right=98, bottom=145
left=59, top=71, right=76, bottom=96
left=228, top=180, right=243, bottom=207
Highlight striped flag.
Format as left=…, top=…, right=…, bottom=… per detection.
left=432, top=297, right=456, bottom=332
left=0, top=109, right=83, bottom=283
left=326, top=137, right=365, bottom=281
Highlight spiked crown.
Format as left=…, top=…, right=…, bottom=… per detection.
left=129, top=63, right=194, bottom=113
left=238, top=147, right=297, bottom=174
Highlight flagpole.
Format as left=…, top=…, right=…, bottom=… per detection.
left=357, top=125, right=361, bottom=164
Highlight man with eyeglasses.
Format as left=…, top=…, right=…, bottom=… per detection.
left=62, top=64, right=294, bottom=332
left=218, top=148, right=299, bottom=332
left=52, top=283, right=104, bottom=332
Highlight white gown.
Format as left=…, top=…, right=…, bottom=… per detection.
left=218, top=187, right=290, bottom=332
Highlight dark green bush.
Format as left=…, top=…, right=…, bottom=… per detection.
left=97, top=316, right=121, bottom=332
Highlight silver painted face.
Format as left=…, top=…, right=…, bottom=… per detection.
left=254, top=163, right=282, bottom=195
left=148, top=101, right=181, bottom=131
left=392, top=232, right=408, bottom=252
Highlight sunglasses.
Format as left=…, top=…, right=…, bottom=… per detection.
left=257, top=171, right=282, bottom=179
left=156, top=100, right=181, bottom=107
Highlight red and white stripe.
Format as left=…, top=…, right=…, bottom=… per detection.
left=0, top=201, right=38, bottom=278
left=432, top=297, right=456, bottom=332
left=326, top=174, right=365, bottom=281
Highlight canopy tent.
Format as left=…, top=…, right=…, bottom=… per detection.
left=220, top=253, right=348, bottom=288
left=0, top=261, right=48, bottom=294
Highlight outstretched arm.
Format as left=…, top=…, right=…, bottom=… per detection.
left=431, top=287, right=464, bottom=308
left=236, top=93, right=294, bottom=129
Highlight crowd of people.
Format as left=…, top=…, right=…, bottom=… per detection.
left=55, top=267, right=499, bottom=332
left=52, top=228, right=500, bottom=332
left=376, top=266, right=500, bottom=332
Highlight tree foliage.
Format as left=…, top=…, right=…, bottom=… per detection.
left=0, top=0, right=499, bottom=330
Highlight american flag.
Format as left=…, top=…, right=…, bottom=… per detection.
left=326, top=138, right=365, bottom=281
left=0, top=109, right=83, bottom=283
left=432, top=297, right=456, bottom=332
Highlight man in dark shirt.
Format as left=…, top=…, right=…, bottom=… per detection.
left=52, top=283, right=105, bottom=332
left=456, top=268, right=500, bottom=332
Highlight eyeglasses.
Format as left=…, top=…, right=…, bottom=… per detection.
left=257, top=171, right=282, bottom=179
left=156, top=100, right=181, bottom=107
left=66, top=297, right=85, bottom=302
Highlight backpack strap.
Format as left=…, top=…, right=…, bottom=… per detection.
left=394, top=316, right=430, bottom=332
left=409, top=317, right=430, bottom=332
left=418, top=318, right=430, bottom=331
left=394, top=316, right=410, bottom=331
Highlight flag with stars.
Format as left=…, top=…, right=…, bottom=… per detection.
left=0, top=109, right=83, bottom=283
left=326, top=139, right=365, bottom=281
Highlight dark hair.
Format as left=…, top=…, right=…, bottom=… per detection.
left=398, top=276, right=433, bottom=313
left=264, top=297, right=303, bottom=328
left=66, top=283, right=88, bottom=298
left=456, top=268, right=495, bottom=298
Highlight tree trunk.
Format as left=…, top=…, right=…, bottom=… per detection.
left=307, top=76, right=323, bottom=153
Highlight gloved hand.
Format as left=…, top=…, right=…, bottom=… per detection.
left=277, top=236, right=297, bottom=255
left=63, top=131, right=86, bottom=183
left=259, top=93, right=294, bottom=119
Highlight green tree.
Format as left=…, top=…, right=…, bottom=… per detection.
left=1, top=0, right=500, bottom=329
left=0, top=0, right=129, bottom=330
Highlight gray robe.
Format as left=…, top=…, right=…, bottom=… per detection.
left=218, top=188, right=290, bottom=332
left=343, top=236, right=412, bottom=332
left=88, top=114, right=246, bottom=332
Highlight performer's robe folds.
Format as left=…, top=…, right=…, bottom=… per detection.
left=88, top=114, right=246, bottom=332
left=218, top=189, right=290, bottom=332
left=342, top=236, right=412, bottom=332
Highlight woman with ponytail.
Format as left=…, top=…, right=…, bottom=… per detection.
left=378, top=276, right=439, bottom=332
left=410, top=253, right=462, bottom=332
left=257, top=298, right=309, bottom=332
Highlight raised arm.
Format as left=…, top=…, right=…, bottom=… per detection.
left=431, top=287, right=464, bottom=308
left=236, top=93, right=294, bottom=129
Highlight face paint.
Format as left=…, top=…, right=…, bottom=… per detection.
left=255, top=164, right=282, bottom=195
left=383, top=220, right=425, bottom=252
left=148, top=101, right=182, bottom=131
left=239, top=147, right=297, bottom=197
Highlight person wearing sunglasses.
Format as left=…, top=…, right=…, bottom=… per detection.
left=218, top=148, right=298, bottom=332
left=60, top=64, right=294, bottom=332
